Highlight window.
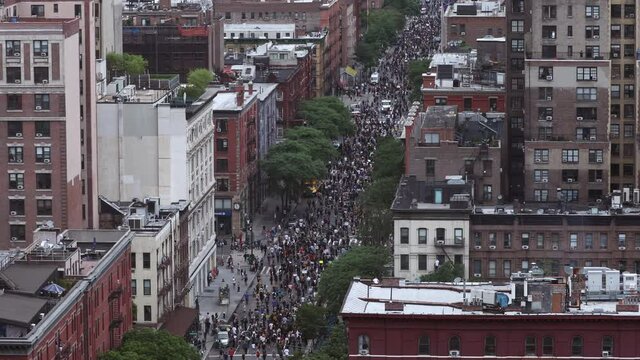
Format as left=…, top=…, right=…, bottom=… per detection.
left=53, top=4, right=58, bottom=13
left=418, top=336, right=430, bottom=354
left=454, top=228, right=463, bottom=244
left=74, top=4, right=82, bottom=16
left=589, top=149, right=603, bottom=163
left=618, top=233, right=626, bottom=247
left=143, top=279, right=151, bottom=295
left=131, top=279, right=137, bottom=295
left=417, top=228, right=427, bottom=244
left=542, top=336, right=553, bottom=355
left=400, top=254, right=409, bottom=270
left=524, top=336, right=536, bottom=356
left=561, top=189, right=579, bottom=203
left=576, top=88, right=597, bottom=101
left=36, top=199, right=52, bottom=216
left=358, top=335, right=370, bottom=353
left=35, top=122, right=51, bottom=137
left=8, top=146, right=23, bottom=163
left=10, top=225, right=26, bottom=241
left=562, top=149, right=579, bottom=163
left=34, top=68, right=49, bottom=84
left=536, top=234, right=544, bottom=248
left=534, top=189, right=549, bottom=202
left=5, top=40, right=20, bottom=57
left=624, top=124, right=634, bottom=138
left=511, top=20, right=524, bottom=32
left=216, top=118, right=228, bottom=133
left=521, top=233, right=530, bottom=247
left=400, top=227, right=409, bottom=244
left=577, top=67, right=597, bottom=81
left=503, top=260, right=511, bottom=277
left=31, top=4, right=44, bottom=16
left=538, top=87, right=553, bottom=100
left=36, top=173, right=51, bottom=189
left=511, top=39, right=524, bottom=52
left=534, top=170, right=549, bottom=183
left=449, top=336, right=461, bottom=353
left=6, top=67, right=21, bottom=83
left=600, top=233, right=608, bottom=249
left=425, top=159, right=435, bottom=177
left=585, top=25, right=600, bottom=39
left=9, top=173, right=24, bottom=189
left=588, top=170, right=603, bottom=183
left=624, top=84, right=635, bottom=98
left=35, top=146, right=51, bottom=163
left=585, top=5, right=599, bottom=18
left=488, top=260, right=496, bottom=277
left=483, top=185, right=492, bottom=201
left=33, top=94, right=50, bottom=111
left=504, top=233, right=512, bottom=248
left=423, top=133, right=439, bottom=144
left=585, top=233, right=593, bottom=249
left=9, top=199, right=25, bottom=215
left=142, top=252, right=150, bottom=268
left=7, top=95, right=22, bottom=111
left=434, top=97, right=447, bottom=105
left=542, top=25, right=556, bottom=39
left=571, top=336, right=583, bottom=356
left=542, top=5, right=557, bottom=19
left=216, top=138, right=228, bottom=151
left=567, top=25, right=573, bottom=37
left=7, top=122, right=22, bottom=138
left=436, top=228, right=445, bottom=241
left=131, top=253, right=136, bottom=269
left=489, top=233, right=497, bottom=246
left=216, top=159, right=229, bottom=172
left=418, top=255, right=427, bottom=271
left=562, top=169, right=579, bottom=183
left=534, top=149, right=549, bottom=163
left=216, top=178, right=229, bottom=192
left=144, top=305, right=152, bottom=321
left=484, top=336, right=496, bottom=355
left=624, top=164, right=634, bottom=177
left=611, top=124, right=620, bottom=138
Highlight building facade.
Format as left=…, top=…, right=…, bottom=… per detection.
left=442, top=0, right=506, bottom=49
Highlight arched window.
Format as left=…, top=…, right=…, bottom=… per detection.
left=484, top=335, right=496, bottom=355
left=602, top=336, right=613, bottom=355
left=542, top=336, right=554, bottom=356
left=358, top=335, right=370, bottom=354
left=449, top=335, right=461, bottom=353
left=571, top=336, right=583, bottom=356
left=418, top=335, right=430, bottom=355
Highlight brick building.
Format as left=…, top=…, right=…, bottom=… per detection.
left=342, top=275, right=640, bottom=359
left=0, top=228, right=133, bottom=360
left=442, top=0, right=506, bottom=49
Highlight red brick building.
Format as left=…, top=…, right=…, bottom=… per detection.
left=212, top=86, right=259, bottom=237
left=342, top=277, right=640, bottom=359
left=0, top=229, right=133, bottom=360
left=442, top=0, right=506, bottom=49
left=422, top=73, right=506, bottom=113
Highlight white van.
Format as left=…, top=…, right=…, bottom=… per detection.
left=370, top=72, right=379, bottom=84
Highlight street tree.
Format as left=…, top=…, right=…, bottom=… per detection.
left=106, top=52, right=148, bottom=78
left=371, top=137, right=404, bottom=180
left=299, top=97, right=354, bottom=138
left=408, top=59, right=431, bottom=101
left=285, top=127, right=339, bottom=162
left=99, top=328, right=199, bottom=360
left=317, top=246, right=390, bottom=315
left=420, top=261, right=465, bottom=282
left=303, top=323, right=348, bottom=360
left=295, top=304, right=326, bottom=341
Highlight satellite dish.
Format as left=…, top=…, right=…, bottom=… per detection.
left=453, top=277, right=463, bottom=284
left=372, top=278, right=380, bottom=284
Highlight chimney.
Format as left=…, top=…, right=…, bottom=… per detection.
left=248, top=81, right=254, bottom=95
left=236, top=86, right=244, bottom=107
left=159, top=0, right=170, bottom=10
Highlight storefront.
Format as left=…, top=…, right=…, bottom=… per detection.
left=214, top=198, right=232, bottom=236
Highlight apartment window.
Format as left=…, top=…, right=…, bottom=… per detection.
left=454, top=228, right=463, bottom=244
left=131, top=279, right=137, bottom=295
left=534, top=170, right=549, bottom=183
left=522, top=260, right=529, bottom=271
left=483, top=185, right=492, bottom=201
left=534, top=149, right=549, bottom=163
left=538, top=66, right=553, bottom=80
left=510, top=58, right=524, bottom=71
left=33, top=41, right=48, bottom=57
left=600, top=233, right=608, bottom=249
left=449, top=336, right=461, bottom=353
left=143, top=279, right=151, bottom=295
left=585, top=5, right=599, bottom=18
left=624, top=164, right=635, bottom=177
left=612, top=84, right=621, bottom=99
left=624, top=104, right=634, bottom=119
left=543, top=337, right=554, bottom=355
left=588, top=149, right=603, bottom=163
left=8, top=146, right=23, bottom=163
left=36, top=173, right=51, bottom=189
left=623, top=144, right=634, bottom=157
left=576, top=88, right=596, bottom=101
left=131, top=253, right=136, bottom=269
left=577, top=67, right=597, bottom=81
left=611, top=124, right=620, bottom=138
left=588, top=170, right=603, bottom=183
left=35, top=122, right=50, bottom=137
left=511, top=78, right=524, bottom=90
left=9, top=173, right=24, bottom=189
left=35, top=146, right=51, bottom=163
left=224, top=12, right=231, bottom=19
left=602, top=336, right=613, bottom=355
left=417, top=228, right=427, bottom=244
left=399, top=227, right=409, bottom=244
left=542, top=5, right=556, bottom=19
left=571, top=336, right=583, bottom=356
left=551, top=233, right=560, bottom=249
left=53, top=4, right=58, bottom=13
left=576, top=128, right=597, bottom=141
left=5, top=40, right=20, bottom=57
left=33, top=68, right=49, bottom=84
left=216, top=178, right=229, bottom=192
left=511, top=117, right=523, bottom=129
left=511, top=20, right=524, bottom=32
left=538, top=127, right=552, bottom=140
left=525, top=336, right=536, bottom=356
left=536, top=234, right=544, bottom=248
left=585, top=46, right=600, bottom=59
left=7, top=95, right=22, bottom=111
left=34, top=94, right=50, bottom=110
left=585, top=26, right=600, bottom=39
left=624, top=84, right=635, bottom=98
left=624, top=44, right=635, bottom=57
left=504, top=233, right=512, bottom=248
left=481, top=336, right=496, bottom=355
left=216, top=118, right=228, bottom=133
left=216, top=159, right=229, bottom=172
left=488, top=260, right=496, bottom=277
left=612, top=4, right=621, bottom=18
left=562, top=149, right=579, bottom=163
left=7, top=122, right=22, bottom=137
left=140, top=253, right=150, bottom=269
left=400, top=254, right=409, bottom=270
left=425, top=159, right=435, bottom=177
left=538, top=87, right=553, bottom=100
left=31, top=5, right=44, bottom=16
left=144, top=305, right=151, bottom=321
left=521, top=233, right=530, bottom=247
left=567, top=5, right=573, bottom=17
left=10, top=225, right=26, bottom=241
left=624, top=124, right=634, bottom=138
left=618, top=233, right=627, bottom=247
left=6, top=67, right=21, bottom=83
left=542, top=26, right=556, bottom=39
left=424, top=133, right=439, bottom=144
left=567, top=25, right=573, bottom=37
left=434, top=97, right=447, bottom=105
left=36, top=199, right=52, bottom=216
left=489, top=233, right=497, bottom=247
left=562, top=189, right=579, bottom=202
left=418, top=255, right=427, bottom=271
left=9, top=199, right=24, bottom=215
left=503, top=260, right=511, bottom=277
left=74, top=4, right=82, bottom=16
left=413, top=335, right=430, bottom=355
left=511, top=39, right=524, bottom=52
left=216, top=139, right=228, bottom=152
left=534, top=189, right=549, bottom=202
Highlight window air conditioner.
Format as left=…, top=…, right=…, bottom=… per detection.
left=359, top=349, right=369, bottom=355
left=535, top=158, right=542, bottom=163
left=474, top=245, right=481, bottom=250
left=590, top=135, right=597, bottom=141
left=619, top=246, right=626, bottom=251
left=596, top=178, right=602, bottom=183
left=17, top=185, right=24, bottom=190
left=473, top=274, right=481, bottom=278
left=449, top=350, right=460, bottom=357
left=42, top=80, right=48, bottom=84
left=522, top=245, right=529, bottom=250
left=546, top=96, right=552, bottom=100
left=14, top=79, right=21, bottom=84
left=35, top=133, right=43, bottom=137
left=552, top=245, right=559, bottom=250
left=10, top=211, right=17, bottom=216
left=602, top=351, right=610, bottom=358
left=577, top=116, right=583, bottom=121
left=13, top=52, right=20, bottom=57
left=460, top=32, right=466, bottom=36
left=593, top=35, right=599, bottom=39
left=593, top=15, right=599, bottom=19
left=16, top=159, right=22, bottom=163
left=546, top=75, right=553, bottom=81
left=568, top=178, right=574, bottom=183
left=35, top=106, right=42, bottom=110
left=545, top=116, right=553, bottom=121
left=489, top=245, right=496, bottom=249
left=542, top=178, right=548, bottom=183
left=15, top=132, right=22, bottom=137
left=436, top=240, right=445, bottom=245
left=41, top=52, right=47, bottom=57
left=10, top=237, right=17, bottom=241
left=44, top=158, right=51, bottom=163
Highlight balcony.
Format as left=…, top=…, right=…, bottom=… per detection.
left=108, top=284, right=123, bottom=300
left=434, top=238, right=465, bottom=247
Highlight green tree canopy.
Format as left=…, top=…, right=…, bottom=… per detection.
left=262, top=150, right=327, bottom=207
left=420, top=261, right=465, bottom=282
left=295, top=304, right=326, bottom=341
left=285, top=127, right=339, bottom=162
left=299, top=97, right=354, bottom=138
left=317, top=246, right=391, bottom=315
left=304, top=323, right=348, bottom=360
left=371, top=137, right=405, bottom=180
left=357, top=9, right=405, bottom=67
left=106, top=52, right=148, bottom=77
left=408, top=59, right=431, bottom=101
left=180, top=68, right=214, bottom=99
left=100, top=328, right=199, bottom=360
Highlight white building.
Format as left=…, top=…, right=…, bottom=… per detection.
left=392, top=176, right=471, bottom=281
left=224, top=23, right=296, bottom=40
left=97, top=78, right=223, bottom=307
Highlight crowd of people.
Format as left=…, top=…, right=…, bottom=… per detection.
left=209, top=2, right=443, bottom=359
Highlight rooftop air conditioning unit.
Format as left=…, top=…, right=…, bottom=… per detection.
left=619, top=246, right=626, bottom=251
left=552, top=245, right=559, bottom=250
left=35, top=106, right=42, bottom=110
left=15, top=132, right=22, bottom=137
left=474, top=245, right=481, bottom=250
left=522, top=245, right=529, bottom=250
left=10, top=211, right=17, bottom=216
left=545, top=116, right=553, bottom=121
left=17, top=185, right=24, bottom=190
left=577, top=116, right=584, bottom=121
left=449, top=350, right=461, bottom=357
left=546, top=75, right=553, bottom=81
left=489, top=245, right=496, bottom=249
left=44, top=158, right=50, bottom=163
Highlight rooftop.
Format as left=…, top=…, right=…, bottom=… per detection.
left=0, top=264, right=57, bottom=295
left=0, top=292, right=48, bottom=328
left=392, top=176, right=473, bottom=212
left=224, top=22, right=296, bottom=33
left=445, top=0, right=506, bottom=17
left=211, top=90, right=258, bottom=112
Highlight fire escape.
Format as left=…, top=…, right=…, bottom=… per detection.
left=108, top=283, right=124, bottom=348
left=54, top=334, right=72, bottom=360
